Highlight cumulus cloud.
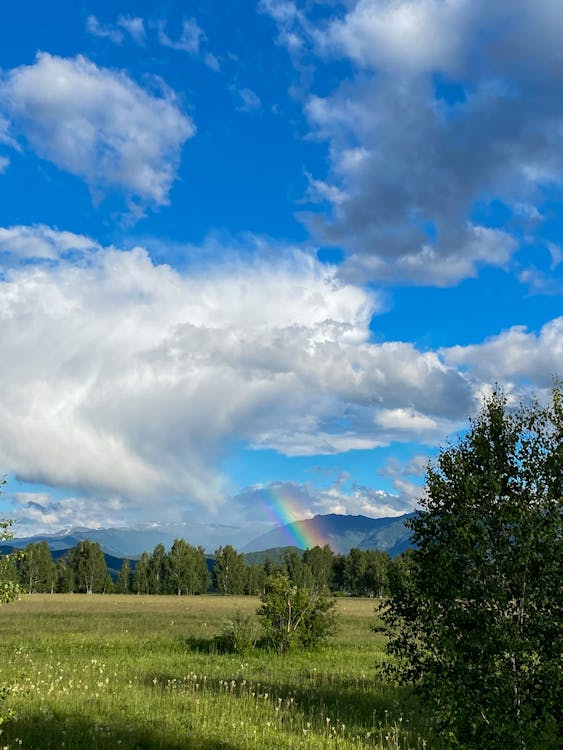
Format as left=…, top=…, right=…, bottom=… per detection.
left=0, top=226, right=476, bottom=508
left=233, top=479, right=416, bottom=525
left=0, top=53, right=194, bottom=209
left=318, top=0, right=473, bottom=74
left=266, top=0, right=563, bottom=285
left=0, top=225, right=97, bottom=261
left=443, top=318, right=563, bottom=388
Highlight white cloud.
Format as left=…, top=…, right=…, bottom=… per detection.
left=204, top=53, right=220, bottom=72
left=318, top=0, right=473, bottom=75
left=7, top=493, right=128, bottom=536
left=86, top=15, right=124, bottom=44
left=159, top=19, right=204, bottom=55
left=0, top=53, right=194, bottom=209
left=236, top=88, right=262, bottom=113
left=117, top=15, right=146, bottom=45
left=268, top=0, right=563, bottom=285
left=443, top=318, right=563, bottom=388
left=0, top=227, right=475, bottom=508
left=0, top=225, right=97, bottom=260
left=86, top=14, right=146, bottom=45
left=233, top=479, right=415, bottom=526
left=0, top=114, right=18, bottom=150
left=0, top=155, right=9, bottom=173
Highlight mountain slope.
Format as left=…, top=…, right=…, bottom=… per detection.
left=0, top=521, right=267, bottom=558
left=243, top=512, right=415, bottom=556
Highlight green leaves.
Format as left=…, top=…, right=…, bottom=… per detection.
left=383, top=384, right=563, bottom=749
left=257, top=573, right=337, bottom=653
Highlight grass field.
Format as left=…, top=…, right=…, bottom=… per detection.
left=0, top=595, right=436, bottom=749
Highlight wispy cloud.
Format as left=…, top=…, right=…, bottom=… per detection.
left=236, top=87, right=262, bottom=113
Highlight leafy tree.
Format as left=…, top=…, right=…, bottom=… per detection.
left=66, top=541, right=108, bottom=594
left=167, top=539, right=209, bottom=595
left=330, top=553, right=346, bottom=592
left=257, top=573, right=337, bottom=653
left=214, top=545, right=246, bottom=594
left=56, top=556, right=75, bottom=593
left=116, top=559, right=133, bottom=594
left=344, top=547, right=367, bottom=596
left=303, top=544, right=334, bottom=593
left=147, top=543, right=166, bottom=594
left=19, top=541, right=56, bottom=593
left=0, top=518, right=19, bottom=606
left=382, top=385, right=563, bottom=749
left=244, top=563, right=266, bottom=595
left=133, top=551, right=150, bottom=595
left=345, top=548, right=390, bottom=597
left=263, top=556, right=284, bottom=577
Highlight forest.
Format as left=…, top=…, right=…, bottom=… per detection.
left=1, top=536, right=396, bottom=598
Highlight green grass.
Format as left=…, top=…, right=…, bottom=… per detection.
left=0, top=595, right=435, bottom=749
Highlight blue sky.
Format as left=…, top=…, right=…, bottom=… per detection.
left=0, top=0, right=561, bottom=542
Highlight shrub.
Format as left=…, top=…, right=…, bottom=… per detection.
left=213, top=611, right=258, bottom=654
left=257, top=573, right=337, bottom=653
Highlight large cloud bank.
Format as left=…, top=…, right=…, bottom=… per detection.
left=0, top=226, right=480, bottom=507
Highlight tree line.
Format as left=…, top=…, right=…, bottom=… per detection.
left=0, top=536, right=399, bottom=597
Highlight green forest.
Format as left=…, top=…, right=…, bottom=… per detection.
left=1, top=535, right=395, bottom=599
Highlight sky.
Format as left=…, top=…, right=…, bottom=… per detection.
left=0, top=0, right=562, bottom=542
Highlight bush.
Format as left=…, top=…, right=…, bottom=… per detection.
left=213, top=611, right=258, bottom=654
left=257, top=574, right=337, bottom=653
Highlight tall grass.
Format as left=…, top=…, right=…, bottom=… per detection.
left=0, top=595, right=437, bottom=749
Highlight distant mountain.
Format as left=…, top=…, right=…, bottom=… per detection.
left=0, top=513, right=415, bottom=562
left=0, top=520, right=270, bottom=558
left=0, top=543, right=137, bottom=580
left=243, top=513, right=415, bottom=556
left=243, top=546, right=303, bottom=566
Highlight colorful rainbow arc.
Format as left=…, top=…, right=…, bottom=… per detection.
left=259, top=485, right=328, bottom=550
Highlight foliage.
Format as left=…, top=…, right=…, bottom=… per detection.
left=65, top=540, right=108, bottom=594
left=258, top=574, right=338, bottom=653
left=214, top=544, right=246, bottom=594
left=0, top=481, right=20, bottom=733
left=212, top=610, right=259, bottom=654
left=116, top=559, right=133, bottom=594
left=0, top=517, right=20, bottom=607
left=167, top=539, right=209, bottom=595
left=18, top=540, right=57, bottom=593
left=382, top=384, right=563, bottom=749
left=133, top=551, right=150, bottom=594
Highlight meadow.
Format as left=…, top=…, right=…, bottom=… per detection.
left=0, top=595, right=436, bottom=750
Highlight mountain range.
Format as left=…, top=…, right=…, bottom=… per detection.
left=243, top=513, right=414, bottom=556
left=0, top=512, right=414, bottom=559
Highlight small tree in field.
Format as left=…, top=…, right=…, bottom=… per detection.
left=257, top=573, right=337, bottom=653
left=382, top=384, right=562, bottom=749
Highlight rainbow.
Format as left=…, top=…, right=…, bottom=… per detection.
left=260, top=484, right=329, bottom=550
